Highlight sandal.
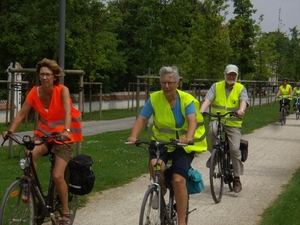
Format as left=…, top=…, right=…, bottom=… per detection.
left=59, top=211, right=73, bottom=225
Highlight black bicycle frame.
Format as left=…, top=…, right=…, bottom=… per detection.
left=24, top=148, right=57, bottom=217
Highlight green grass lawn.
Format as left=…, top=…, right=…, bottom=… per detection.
left=0, top=103, right=299, bottom=222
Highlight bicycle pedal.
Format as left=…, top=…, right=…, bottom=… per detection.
left=188, top=208, right=197, bottom=215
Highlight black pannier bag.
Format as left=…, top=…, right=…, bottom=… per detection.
left=239, top=139, right=249, bottom=162
left=67, top=154, right=95, bottom=195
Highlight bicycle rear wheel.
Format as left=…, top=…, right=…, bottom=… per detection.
left=209, top=148, right=224, bottom=203
left=139, top=185, right=163, bottom=225
left=280, top=108, right=286, bottom=126
left=226, top=162, right=234, bottom=192
left=0, top=180, right=36, bottom=225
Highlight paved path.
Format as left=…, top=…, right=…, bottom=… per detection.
left=71, top=113, right=300, bottom=225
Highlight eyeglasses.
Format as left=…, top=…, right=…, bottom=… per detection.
left=226, top=73, right=237, bottom=77
left=160, top=81, right=177, bottom=86
left=39, top=73, right=53, bottom=78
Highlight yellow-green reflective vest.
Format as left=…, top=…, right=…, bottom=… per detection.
left=150, top=89, right=207, bottom=153
left=293, top=87, right=300, bottom=99
left=211, top=81, right=243, bottom=127
left=279, top=84, right=292, bottom=100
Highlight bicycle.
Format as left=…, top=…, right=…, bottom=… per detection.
left=125, top=139, right=196, bottom=225
left=202, top=111, right=238, bottom=204
left=278, top=95, right=290, bottom=126
left=294, top=97, right=300, bottom=120
left=0, top=132, right=78, bottom=225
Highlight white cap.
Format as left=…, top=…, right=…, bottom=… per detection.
left=224, top=64, right=238, bottom=75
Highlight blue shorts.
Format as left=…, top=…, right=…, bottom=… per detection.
left=149, top=147, right=194, bottom=180
left=279, top=99, right=290, bottom=111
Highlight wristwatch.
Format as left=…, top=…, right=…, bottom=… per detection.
left=64, top=128, right=71, bottom=132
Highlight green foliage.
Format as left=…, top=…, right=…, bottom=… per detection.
left=227, top=0, right=258, bottom=79
left=0, top=0, right=300, bottom=92
left=181, top=0, right=230, bottom=80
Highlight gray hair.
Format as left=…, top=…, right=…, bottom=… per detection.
left=159, top=66, right=180, bottom=81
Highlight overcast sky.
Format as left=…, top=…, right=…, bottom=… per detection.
left=228, top=0, right=300, bottom=33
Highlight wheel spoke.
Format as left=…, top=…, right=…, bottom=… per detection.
left=0, top=180, right=35, bottom=225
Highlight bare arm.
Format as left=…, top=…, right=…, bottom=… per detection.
left=200, top=99, right=211, bottom=113
left=237, top=100, right=247, bottom=117
left=60, top=86, right=72, bottom=140
left=179, top=113, right=196, bottom=144
left=290, top=87, right=293, bottom=96
left=275, top=89, right=281, bottom=98
left=61, top=86, right=72, bottom=130
left=127, top=115, right=148, bottom=142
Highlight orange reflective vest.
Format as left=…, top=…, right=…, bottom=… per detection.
left=26, top=84, right=82, bottom=143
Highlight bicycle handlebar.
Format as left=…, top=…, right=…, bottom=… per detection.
left=202, top=111, right=238, bottom=119
left=125, top=139, right=194, bottom=149
left=1, top=132, right=65, bottom=150
left=277, top=95, right=291, bottom=99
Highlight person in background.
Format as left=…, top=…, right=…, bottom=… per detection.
left=127, top=66, right=207, bottom=225
left=292, top=82, right=300, bottom=112
left=275, top=78, right=293, bottom=121
left=2, top=58, right=82, bottom=225
left=200, top=64, right=248, bottom=193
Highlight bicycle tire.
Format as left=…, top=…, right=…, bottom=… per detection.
left=280, top=108, right=285, bottom=126
left=50, top=186, right=78, bottom=225
left=283, top=108, right=287, bottom=125
left=185, top=195, right=189, bottom=224
left=0, top=180, right=36, bottom=225
left=139, top=185, right=163, bottom=225
left=227, top=163, right=234, bottom=192
left=209, top=148, right=224, bottom=203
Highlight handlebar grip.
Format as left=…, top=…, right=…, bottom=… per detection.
left=1, top=139, right=6, bottom=146
left=1, top=131, right=11, bottom=146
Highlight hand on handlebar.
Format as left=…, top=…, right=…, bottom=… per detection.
left=60, top=132, right=71, bottom=142
left=236, top=109, right=245, bottom=118
left=125, top=137, right=138, bottom=146
left=2, top=131, right=11, bottom=140
left=176, top=138, right=193, bottom=145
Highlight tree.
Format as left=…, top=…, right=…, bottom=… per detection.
left=181, top=0, right=230, bottom=81
left=227, top=0, right=258, bottom=80
left=283, top=27, right=300, bottom=81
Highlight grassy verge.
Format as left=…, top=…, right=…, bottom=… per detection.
left=259, top=167, right=300, bottom=225
left=0, top=103, right=299, bottom=221
left=0, top=108, right=139, bottom=133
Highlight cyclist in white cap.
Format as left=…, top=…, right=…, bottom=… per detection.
left=200, top=64, right=249, bottom=193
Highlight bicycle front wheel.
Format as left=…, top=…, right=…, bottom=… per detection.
left=0, top=180, right=36, bottom=225
left=139, top=185, right=163, bottom=225
left=209, top=148, right=224, bottom=203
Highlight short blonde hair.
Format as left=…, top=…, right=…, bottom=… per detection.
left=36, top=58, right=64, bottom=86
